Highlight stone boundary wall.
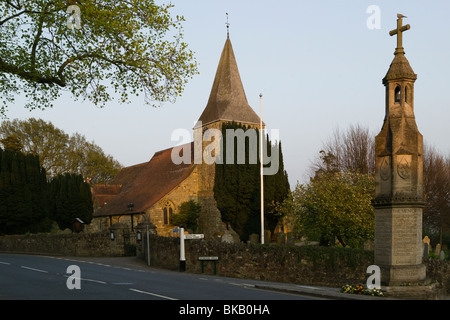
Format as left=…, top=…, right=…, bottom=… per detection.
left=0, top=231, right=131, bottom=257
left=1, top=231, right=448, bottom=291
left=140, top=235, right=449, bottom=290
left=425, top=258, right=450, bottom=293
left=139, top=234, right=375, bottom=287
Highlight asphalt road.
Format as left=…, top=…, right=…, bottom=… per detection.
left=0, top=254, right=318, bottom=302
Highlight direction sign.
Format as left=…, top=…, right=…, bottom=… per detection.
left=184, top=234, right=204, bottom=240
left=198, top=256, right=219, bottom=261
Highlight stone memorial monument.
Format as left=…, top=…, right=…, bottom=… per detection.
left=372, top=15, right=427, bottom=286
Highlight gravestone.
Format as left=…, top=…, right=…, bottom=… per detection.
left=435, top=243, right=441, bottom=256
left=423, top=242, right=429, bottom=258
left=423, top=236, right=430, bottom=256
left=364, top=240, right=375, bottom=251
left=221, top=231, right=234, bottom=244
left=276, top=232, right=286, bottom=245
left=439, top=250, right=445, bottom=261
left=248, top=234, right=259, bottom=244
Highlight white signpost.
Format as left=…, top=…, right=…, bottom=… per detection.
left=179, top=226, right=204, bottom=272
left=184, top=234, right=204, bottom=240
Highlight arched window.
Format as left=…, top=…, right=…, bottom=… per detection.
left=163, top=207, right=168, bottom=225
left=163, top=201, right=174, bottom=225
left=394, top=85, right=401, bottom=103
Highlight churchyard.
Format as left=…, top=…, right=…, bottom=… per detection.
left=0, top=3, right=449, bottom=301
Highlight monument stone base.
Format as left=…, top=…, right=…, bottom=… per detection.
left=380, top=263, right=426, bottom=286
left=383, top=280, right=446, bottom=300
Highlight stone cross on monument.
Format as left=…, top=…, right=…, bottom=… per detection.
left=389, top=14, right=410, bottom=54
left=372, top=15, right=427, bottom=286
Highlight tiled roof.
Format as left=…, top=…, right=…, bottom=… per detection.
left=94, top=142, right=195, bottom=217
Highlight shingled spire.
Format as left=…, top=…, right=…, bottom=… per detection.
left=197, top=37, right=261, bottom=127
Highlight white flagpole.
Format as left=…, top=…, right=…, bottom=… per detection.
left=259, top=93, right=264, bottom=245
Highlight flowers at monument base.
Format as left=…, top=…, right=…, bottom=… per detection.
left=340, top=284, right=384, bottom=297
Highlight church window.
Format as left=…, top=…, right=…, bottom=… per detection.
left=163, top=201, right=175, bottom=225
left=394, top=85, right=401, bottom=103
left=405, top=87, right=408, bottom=103
left=163, top=207, right=168, bottom=224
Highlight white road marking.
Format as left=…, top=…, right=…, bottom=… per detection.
left=0, top=262, right=11, bottom=265
left=129, top=288, right=178, bottom=300
left=81, top=278, right=107, bottom=285
left=63, top=275, right=107, bottom=285
left=20, top=266, right=48, bottom=273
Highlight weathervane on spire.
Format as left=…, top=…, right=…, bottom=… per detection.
left=226, top=13, right=230, bottom=38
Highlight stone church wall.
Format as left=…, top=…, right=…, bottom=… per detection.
left=147, top=166, right=200, bottom=236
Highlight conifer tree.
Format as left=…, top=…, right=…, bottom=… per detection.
left=214, top=122, right=290, bottom=241
left=0, top=148, right=49, bottom=234
left=49, top=173, right=93, bottom=230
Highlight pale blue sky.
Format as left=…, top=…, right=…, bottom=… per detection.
left=4, top=1, right=450, bottom=187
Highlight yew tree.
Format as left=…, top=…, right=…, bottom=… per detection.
left=0, top=0, right=198, bottom=115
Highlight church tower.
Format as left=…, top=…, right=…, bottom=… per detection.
left=194, top=30, right=262, bottom=239
left=372, top=16, right=426, bottom=285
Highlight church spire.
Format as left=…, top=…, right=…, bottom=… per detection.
left=197, top=32, right=261, bottom=127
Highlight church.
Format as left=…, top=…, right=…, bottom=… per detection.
left=91, top=32, right=265, bottom=241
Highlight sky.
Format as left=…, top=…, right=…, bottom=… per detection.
left=3, top=0, right=450, bottom=188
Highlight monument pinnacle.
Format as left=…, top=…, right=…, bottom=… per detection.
left=389, top=15, right=410, bottom=55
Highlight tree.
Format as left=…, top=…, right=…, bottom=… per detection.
left=289, top=171, right=375, bottom=248
left=0, top=134, right=23, bottom=152
left=65, top=132, right=122, bottom=184
left=171, top=200, right=201, bottom=233
left=0, top=0, right=198, bottom=115
left=0, top=118, right=122, bottom=183
left=262, top=140, right=291, bottom=234
left=423, top=145, right=450, bottom=234
left=214, top=122, right=290, bottom=241
left=286, top=124, right=376, bottom=247
left=49, top=172, right=93, bottom=230
left=0, top=148, right=50, bottom=234
left=310, top=124, right=375, bottom=177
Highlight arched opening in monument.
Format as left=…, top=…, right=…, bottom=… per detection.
left=394, top=85, right=401, bottom=103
